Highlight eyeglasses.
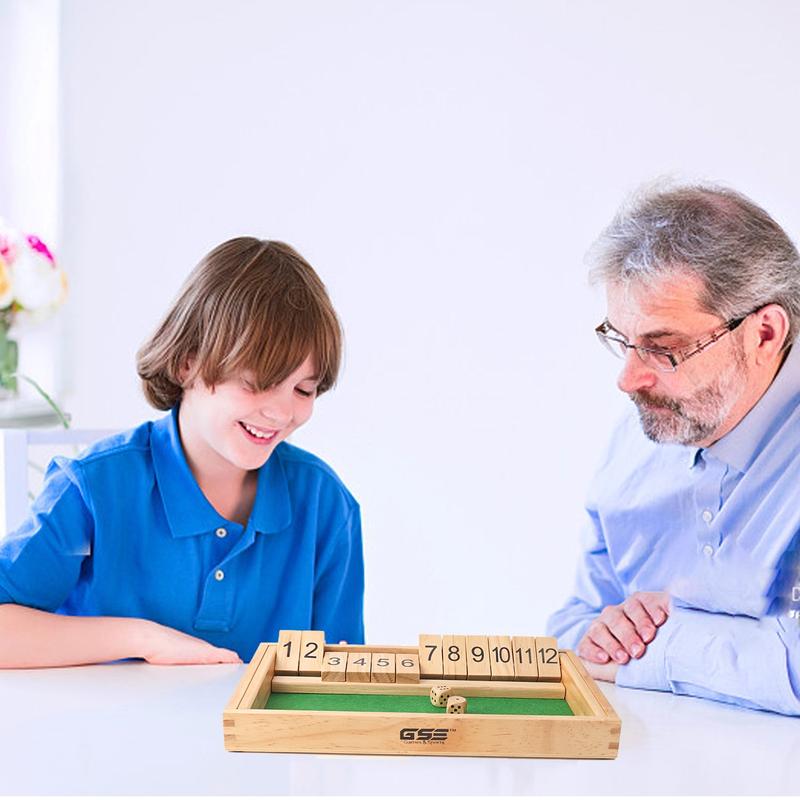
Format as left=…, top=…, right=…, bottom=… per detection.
left=595, top=315, right=749, bottom=372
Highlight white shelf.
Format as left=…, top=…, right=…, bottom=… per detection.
left=0, top=396, right=70, bottom=428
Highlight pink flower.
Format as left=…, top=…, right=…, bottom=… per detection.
left=26, top=235, right=55, bottom=265
left=0, top=233, right=16, bottom=264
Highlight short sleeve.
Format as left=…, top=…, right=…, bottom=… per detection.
left=0, top=456, right=94, bottom=610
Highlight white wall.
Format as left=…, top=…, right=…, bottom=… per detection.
left=52, top=0, right=800, bottom=641
left=0, top=0, right=62, bottom=396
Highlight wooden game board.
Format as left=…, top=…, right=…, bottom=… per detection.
left=223, top=632, right=621, bottom=759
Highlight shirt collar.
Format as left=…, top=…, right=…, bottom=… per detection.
left=150, top=405, right=292, bottom=538
left=704, top=342, right=800, bottom=473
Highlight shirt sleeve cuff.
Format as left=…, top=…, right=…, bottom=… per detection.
left=614, top=615, right=674, bottom=692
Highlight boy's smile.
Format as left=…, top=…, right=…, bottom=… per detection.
left=238, top=421, right=279, bottom=443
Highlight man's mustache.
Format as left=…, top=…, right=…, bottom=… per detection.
left=629, top=391, right=684, bottom=414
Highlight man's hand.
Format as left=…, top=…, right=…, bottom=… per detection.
left=577, top=591, right=670, bottom=667
left=582, top=659, right=618, bottom=683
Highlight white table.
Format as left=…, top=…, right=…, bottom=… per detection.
left=0, top=661, right=796, bottom=795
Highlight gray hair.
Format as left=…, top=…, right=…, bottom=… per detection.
left=588, top=181, right=800, bottom=345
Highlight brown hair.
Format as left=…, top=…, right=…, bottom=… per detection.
left=136, top=238, right=342, bottom=410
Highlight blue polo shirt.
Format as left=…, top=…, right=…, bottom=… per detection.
left=0, top=405, right=364, bottom=660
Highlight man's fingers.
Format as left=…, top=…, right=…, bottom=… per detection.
left=580, top=592, right=672, bottom=669
left=577, top=637, right=611, bottom=664
left=622, top=597, right=657, bottom=645
left=599, top=606, right=645, bottom=659
left=586, top=621, right=630, bottom=664
left=639, top=592, right=670, bottom=626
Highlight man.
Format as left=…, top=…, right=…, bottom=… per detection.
left=547, top=182, right=800, bottom=715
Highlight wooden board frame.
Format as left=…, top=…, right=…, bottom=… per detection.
left=223, top=643, right=621, bottom=759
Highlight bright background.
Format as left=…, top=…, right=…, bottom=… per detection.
left=3, top=0, right=800, bottom=642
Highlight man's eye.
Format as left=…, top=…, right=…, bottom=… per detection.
left=654, top=343, right=682, bottom=353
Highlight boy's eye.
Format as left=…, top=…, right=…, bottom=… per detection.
left=295, top=387, right=316, bottom=398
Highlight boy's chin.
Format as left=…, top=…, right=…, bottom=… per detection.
left=232, top=442, right=279, bottom=470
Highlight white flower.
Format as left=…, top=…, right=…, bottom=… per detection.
left=0, top=254, right=13, bottom=307
left=12, top=245, right=63, bottom=311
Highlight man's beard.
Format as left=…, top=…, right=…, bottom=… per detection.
left=630, top=349, right=748, bottom=446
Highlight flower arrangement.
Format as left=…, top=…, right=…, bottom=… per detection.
left=0, top=219, right=69, bottom=423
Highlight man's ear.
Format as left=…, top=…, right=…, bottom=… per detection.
left=750, top=304, right=790, bottom=366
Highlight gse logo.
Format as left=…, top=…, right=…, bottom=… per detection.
left=399, top=727, right=450, bottom=742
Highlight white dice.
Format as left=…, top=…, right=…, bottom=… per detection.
left=430, top=685, right=452, bottom=707
left=447, top=695, right=467, bottom=714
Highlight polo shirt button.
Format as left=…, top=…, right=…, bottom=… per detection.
left=215, top=527, right=227, bottom=538
left=702, top=510, right=714, bottom=524
left=215, top=569, right=225, bottom=581
left=702, top=544, right=714, bottom=557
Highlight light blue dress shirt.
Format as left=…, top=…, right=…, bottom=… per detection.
left=0, top=405, right=364, bottom=660
left=547, top=343, right=800, bottom=715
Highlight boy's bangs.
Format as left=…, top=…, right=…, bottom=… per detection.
left=203, top=310, right=338, bottom=393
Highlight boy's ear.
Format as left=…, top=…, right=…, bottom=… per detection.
left=177, top=355, right=197, bottom=388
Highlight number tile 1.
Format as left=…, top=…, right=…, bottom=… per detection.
left=535, top=636, right=562, bottom=681
left=465, top=635, right=491, bottom=680
left=511, top=636, right=539, bottom=681
left=276, top=630, right=302, bottom=675
left=345, top=651, right=372, bottom=682
left=418, top=634, right=444, bottom=679
left=370, top=653, right=396, bottom=683
left=442, top=635, right=468, bottom=680
left=395, top=653, right=421, bottom=683
left=487, top=635, right=515, bottom=681
left=298, top=630, right=326, bottom=676
left=321, top=651, right=347, bottom=682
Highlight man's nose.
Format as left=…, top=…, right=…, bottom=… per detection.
left=616, top=349, right=658, bottom=394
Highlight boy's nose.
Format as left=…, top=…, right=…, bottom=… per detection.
left=258, top=390, right=292, bottom=427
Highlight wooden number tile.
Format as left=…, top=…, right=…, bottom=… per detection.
left=465, top=635, right=492, bottom=680
left=395, top=653, right=421, bottom=683
left=418, top=634, right=444, bottom=679
left=298, top=630, right=326, bottom=676
left=511, top=636, right=539, bottom=681
left=321, top=651, right=347, bottom=682
left=535, top=636, right=562, bottom=681
left=345, top=651, right=372, bottom=682
left=371, top=653, right=396, bottom=683
left=276, top=630, right=302, bottom=675
left=488, top=635, right=515, bottom=681
left=442, top=635, right=468, bottom=680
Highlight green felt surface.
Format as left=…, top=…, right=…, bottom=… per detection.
left=264, top=692, right=573, bottom=716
